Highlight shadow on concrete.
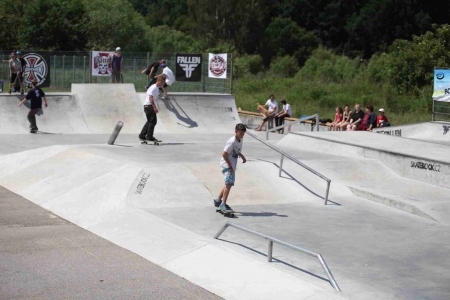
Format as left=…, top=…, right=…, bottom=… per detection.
left=162, top=98, right=198, bottom=129
left=236, top=212, right=288, bottom=217
left=255, top=159, right=341, bottom=206
left=217, top=238, right=332, bottom=285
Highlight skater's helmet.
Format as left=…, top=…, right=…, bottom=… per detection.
left=16, top=51, right=22, bottom=55
left=160, top=64, right=166, bottom=68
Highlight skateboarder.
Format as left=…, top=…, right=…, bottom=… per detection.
left=142, top=59, right=165, bottom=90
left=154, top=63, right=175, bottom=99
left=18, top=80, right=48, bottom=132
left=139, top=77, right=164, bottom=142
left=213, top=123, right=247, bottom=212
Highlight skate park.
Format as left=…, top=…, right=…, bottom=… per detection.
left=1, top=84, right=450, bottom=300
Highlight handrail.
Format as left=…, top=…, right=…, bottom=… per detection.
left=214, top=222, right=341, bottom=292
left=265, top=114, right=320, bottom=140
left=246, top=131, right=331, bottom=204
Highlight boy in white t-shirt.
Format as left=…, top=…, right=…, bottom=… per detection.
left=155, top=64, right=175, bottom=99
left=213, top=123, right=247, bottom=212
left=275, top=99, right=292, bottom=133
left=256, top=94, right=278, bottom=131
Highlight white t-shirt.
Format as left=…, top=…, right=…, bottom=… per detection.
left=163, top=67, right=175, bottom=86
left=283, top=104, right=292, bottom=116
left=143, top=84, right=159, bottom=105
left=220, top=136, right=243, bottom=171
left=265, top=99, right=278, bottom=114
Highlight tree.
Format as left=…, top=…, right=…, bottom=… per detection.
left=0, top=0, right=26, bottom=49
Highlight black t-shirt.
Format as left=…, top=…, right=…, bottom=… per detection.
left=350, top=110, right=365, bottom=123
left=19, top=57, right=26, bottom=72
left=26, top=88, right=45, bottom=109
left=145, top=61, right=161, bottom=75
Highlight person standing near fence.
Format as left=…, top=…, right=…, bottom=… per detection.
left=18, top=80, right=48, bottom=133
left=16, top=51, right=26, bottom=94
left=154, top=63, right=175, bottom=99
left=110, top=47, right=123, bottom=84
left=142, top=59, right=165, bottom=90
left=8, top=52, right=22, bottom=94
left=139, top=77, right=164, bottom=142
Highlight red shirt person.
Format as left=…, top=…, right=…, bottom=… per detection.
left=377, top=108, right=389, bottom=127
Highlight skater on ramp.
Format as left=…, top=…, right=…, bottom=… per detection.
left=18, top=80, right=48, bottom=133
left=142, top=59, right=165, bottom=90
left=214, top=123, right=247, bottom=216
left=139, top=77, right=164, bottom=143
left=154, top=63, right=175, bottom=99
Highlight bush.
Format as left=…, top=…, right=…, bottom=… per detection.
left=270, top=55, right=299, bottom=77
left=233, top=54, right=264, bottom=78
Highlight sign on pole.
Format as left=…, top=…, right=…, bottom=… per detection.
left=208, top=53, right=227, bottom=79
left=433, top=69, right=450, bottom=102
left=175, top=54, right=202, bottom=82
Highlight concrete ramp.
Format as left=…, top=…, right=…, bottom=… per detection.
left=138, top=93, right=241, bottom=134
left=373, top=121, right=450, bottom=145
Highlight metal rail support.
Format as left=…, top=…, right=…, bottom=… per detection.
left=214, top=222, right=341, bottom=292
left=246, top=131, right=331, bottom=205
left=265, top=114, right=320, bottom=140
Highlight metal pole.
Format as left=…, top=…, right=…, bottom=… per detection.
left=279, top=155, right=284, bottom=177
left=107, top=121, right=124, bottom=145
left=62, top=55, right=65, bottom=89
left=53, top=56, right=56, bottom=88
left=202, top=54, right=206, bottom=92
left=324, top=181, right=330, bottom=205
left=267, top=240, right=273, bottom=262
left=73, top=55, right=76, bottom=84
left=83, top=56, right=86, bottom=83
left=265, top=122, right=269, bottom=140
left=134, top=58, right=136, bottom=85
left=230, top=52, right=233, bottom=94
left=214, top=223, right=229, bottom=239
left=316, top=114, right=320, bottom=131
left=318, top=254, right=341, bottom=292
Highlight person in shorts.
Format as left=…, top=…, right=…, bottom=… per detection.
left=142, top=59, right=165, bottom=90
left=8, top=52, right=22, bottom=94
left=346, top=104, right=365, bottom=131
left=154, top=63, right=175, bottom=99
left=256, top=95, right=278, bottom=131
left=213, top=123, right=247, bottom=212
left=18, top=80, right=48, bottom=132
left=110, top=47, right=123, bottom=83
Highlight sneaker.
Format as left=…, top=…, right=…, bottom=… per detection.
left=219, top=204, right=228, bottom=212
left=225, top=204, right=233, bottom=212
left=214, top=198, right=221, bottom=207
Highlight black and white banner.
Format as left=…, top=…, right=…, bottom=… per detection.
left=22, top=52, right=51, bottom=87
left=175, top=54, right=202, bottom=82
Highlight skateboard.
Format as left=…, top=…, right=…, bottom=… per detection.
left=257, top=103, right=269, bottom=116
left=140, top=138, right=162, bottom=145
left=30, top=129, right=38, bottom=134
left=216, top=208, right=236, bottom=218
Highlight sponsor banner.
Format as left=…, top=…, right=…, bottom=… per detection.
left=208, top=53, right=227, bottom=79
left=92, top=51, right=114, bottom=76
left=175, top=53, right=202, bottom=82
left=433, top=69, right=450, bottom=102
left=22, top=52, right=51, bottom=88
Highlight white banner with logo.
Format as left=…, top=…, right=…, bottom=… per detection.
left=208, top=53, right=227, bottom=79
left=92, top=51, right=114, bottom=76
left=433, top=69, right=450, bottom=102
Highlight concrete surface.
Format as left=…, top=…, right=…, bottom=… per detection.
left=373, top=121, right=450, bottom=145
left=1, top=85, right=450, bottom=300
left=0, top=185, right=220, bottom=300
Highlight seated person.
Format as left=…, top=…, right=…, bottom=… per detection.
left=274, top=99, right=292, bottom=133
left=336, top=104, right=351, bottom=131
left=346, top=104, right=365, bottom=131
left=329, top=106, right=343, bottom=131
left=357, top=104, right=377, bottom=131
left=256, top=95, right=278, bottom=131
left=377, top=108, right=390, bottom=128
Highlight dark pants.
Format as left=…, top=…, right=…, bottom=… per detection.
left=275, top=115, right=288, bottom=133
left=145, top=74, right=157, bottom=89
left=28, top=108, right=41, bottom=130
left=139, top=105, right=157, bottom=139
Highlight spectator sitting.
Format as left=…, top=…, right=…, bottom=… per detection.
left=357, top=104, right=377, bottom=131
left=329, top=106, right=343, bottom=131
left=346, top=104, right=365, bottom=131
left=336, top=104, right=351, bottom=131
left=377, top=108, right=390, bottom=128
left=256, top=94, right=278, bottom=131
left=274, top=99, right=292, bottom=134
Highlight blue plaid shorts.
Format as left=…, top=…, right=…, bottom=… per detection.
left=221, top=166, right=235, bottom=186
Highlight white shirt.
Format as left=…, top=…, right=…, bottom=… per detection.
left=283, top=104, right=292, bottom=116
left=163, top=67, right=175, bottom=85
left=143, top=84, right=159, bottom=105
left=265, top=99, right=278, bottom=114
left=220, top=136, right=243, bottom=171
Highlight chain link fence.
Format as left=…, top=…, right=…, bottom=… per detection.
left=0, top=51, right=232, bottom=94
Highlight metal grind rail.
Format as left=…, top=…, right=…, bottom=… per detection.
left=214, top=222, right=341, bottom=292
left=265, top=114, right=320, bottom=140
left=246, top=131, right=331, bottom=205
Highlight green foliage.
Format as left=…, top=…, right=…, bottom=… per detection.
left=233, top=55, right=264, bottom=78
left=146, top=26, right=203, bottom=54
left=0, top=0, right=23, bottom=49
left=270, top=55, right=299, bottom=77
left=19, top=0, right=87, bottom=50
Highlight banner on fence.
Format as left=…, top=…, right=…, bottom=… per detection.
left=22, top=52, right=51, bottom=88
left=92, top=51, right=114, bottom=76
left=433, top=69, right=450, bottom=102
left=208, top=53, right=227, bottom=79
left=175, top=53, right=202, bottom=81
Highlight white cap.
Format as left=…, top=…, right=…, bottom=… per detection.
left=379, top=108, right=385, bottom=112
left=116, top=47, right=121, bottom=51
